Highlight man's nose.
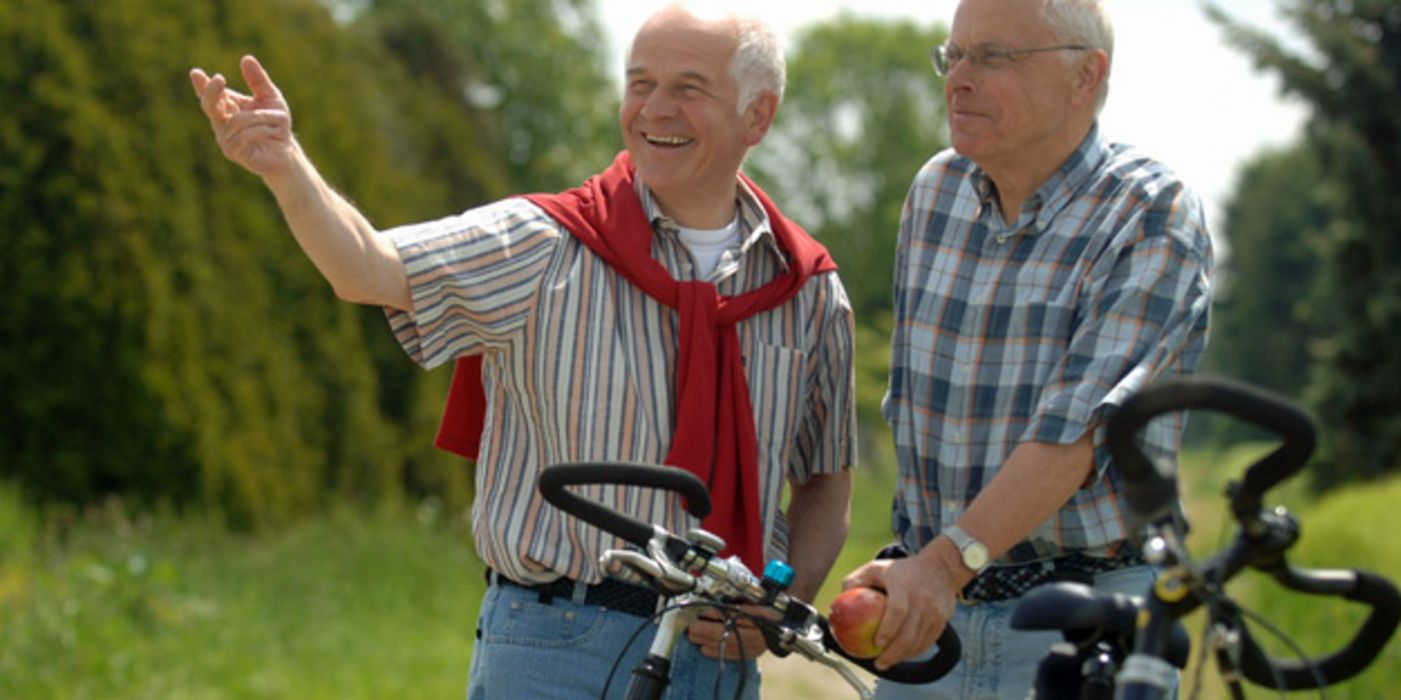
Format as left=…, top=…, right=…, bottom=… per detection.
left=640, top=90, right=680, bottom=119
left=943, top=58, right=979, bottom=94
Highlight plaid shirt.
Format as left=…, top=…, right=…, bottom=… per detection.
left=384, top=177, right=856, bottom=584
left=885, top=126, right=1212, bottom=563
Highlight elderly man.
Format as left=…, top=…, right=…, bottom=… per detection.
left=841, top=1, right=1211, bottom=698
left=191, top=4, right=855, bottom=698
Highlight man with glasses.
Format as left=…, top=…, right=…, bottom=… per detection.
left=840, top=1, right=1211, bottom=698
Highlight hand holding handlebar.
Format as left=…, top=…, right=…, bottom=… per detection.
left=537, top=461, right=962, bottom=688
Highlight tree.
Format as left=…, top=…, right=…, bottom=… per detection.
left=1209, top=0, right=1401, bottom=486
left=0, top=0, right=521, bottom=523
left=1204, top=144, right=1333, bottom=398
left=347, top=0, right=620, bottom=193
left=1196, top=144, right=1336, bottom=444
left=748, top=15, right=949, bottom=319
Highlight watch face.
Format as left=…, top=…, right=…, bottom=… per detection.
left=963, top=543, right=990, bottom=571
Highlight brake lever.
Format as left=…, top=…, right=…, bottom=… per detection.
left=602, top=549, right=695, bottom=595
left=755, top=603, right=876, bottom=700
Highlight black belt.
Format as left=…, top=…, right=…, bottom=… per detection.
left=485, top=568, right=660, bottom=618
left=960, top=550, right=1148, bottom=603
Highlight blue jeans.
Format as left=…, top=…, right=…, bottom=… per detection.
left=873, top=565, right=1178, bottom=700
left=467, top=580, right=761, bottom=699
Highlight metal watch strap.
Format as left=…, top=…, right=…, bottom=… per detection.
left=942, top=524, right=990, bottom=573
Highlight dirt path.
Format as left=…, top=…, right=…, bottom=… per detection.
left=758, top=653, right=877, bottom=699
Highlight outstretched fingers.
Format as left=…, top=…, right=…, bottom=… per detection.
left=191, top=70, right=249, bottom=126
left=240, top=54, right=283, bottom=102
left=190, top=55, right=297, bottom=178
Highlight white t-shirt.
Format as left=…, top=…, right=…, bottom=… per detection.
left=676, top=214, right=742, bottom=280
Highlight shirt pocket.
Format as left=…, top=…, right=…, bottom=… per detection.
left=744, top=341, right=807, bottom=470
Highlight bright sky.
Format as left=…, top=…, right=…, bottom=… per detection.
left=596, top=0, right=1309, bottom=236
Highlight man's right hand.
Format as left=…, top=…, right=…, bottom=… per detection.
left=187, top=54, right=411, bottom=310
left=190, top=55, right=298, bottom=180
left=841, top=540, right=964, bottom=671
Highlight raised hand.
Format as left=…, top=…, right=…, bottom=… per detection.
left=190, top=55, right=297, bottom=179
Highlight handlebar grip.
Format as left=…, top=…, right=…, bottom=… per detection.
left=818, top=617, right=962, bottom=685
left=1236, top=568, right=1401, bottom=689
left=537, top=462, right=712, bottom=548
left=1106, top=375, right=1316, bottom=521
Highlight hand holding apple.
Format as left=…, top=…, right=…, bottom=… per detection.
left=828, top=586, right=888, bottom=658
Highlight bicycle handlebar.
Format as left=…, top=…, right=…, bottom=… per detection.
left=815, top=610, right=963, bottom=684
left=1105, top=374, right=1317, bottom=524
left=1235, top=566, right=1401, bottom=689
left=538, top=461, right=711, bottom=549
left=1106, top=375, right=1399, bottom=692
left=538, top=461, right=962, bottom=687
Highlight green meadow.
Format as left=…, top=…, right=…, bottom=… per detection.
left=2, top=446, right=1398, bottom=699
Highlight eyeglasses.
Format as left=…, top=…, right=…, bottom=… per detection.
left=931, top=43, right=1091, bottom=77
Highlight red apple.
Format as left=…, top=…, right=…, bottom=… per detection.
left=828, top=586, right=887, bottom=659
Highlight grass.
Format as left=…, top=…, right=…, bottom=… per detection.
left=1, top=442, right=1397, bottom=699
left=0, top=489, right=484, bottom=699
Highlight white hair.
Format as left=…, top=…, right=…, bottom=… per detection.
left=730, top=15, right=786, bottom=114
left=1042, top=0, right=1114, bottom=113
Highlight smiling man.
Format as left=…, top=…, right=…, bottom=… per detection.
left=190, top=3, right=855, bottom=698
left=838, top=0, right=1212, bottom=698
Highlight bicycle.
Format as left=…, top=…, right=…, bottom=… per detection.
left=1010, top=374, right=1401, bottom=699
left=537, top=461, right=963, bottom=699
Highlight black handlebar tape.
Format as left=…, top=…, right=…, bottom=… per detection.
left=1009, top=582, right=1191, bottom=669
left=1106, top=375, right=1316, bottom=521
left=817, top=617, right=962, bottom=685
left=537, top=462, right=712, bottom=548
left=1236, top=568, right=1401, bottom=689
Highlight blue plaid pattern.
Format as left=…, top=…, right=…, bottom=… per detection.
left=884, top=125, right=1213, bottom=563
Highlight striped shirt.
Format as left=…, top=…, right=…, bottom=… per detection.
left=385, top=177, right=856, bottom=584
left=885, top=125, right=1212, bottom=563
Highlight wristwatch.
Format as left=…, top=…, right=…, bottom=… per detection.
left=942, top=524, right=991, bottom=574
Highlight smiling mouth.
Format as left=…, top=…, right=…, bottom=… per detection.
left=644, top=132, right=694, bottom=147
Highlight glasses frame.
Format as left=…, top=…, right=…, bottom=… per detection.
left=931, top=43, right=1092, bottom=77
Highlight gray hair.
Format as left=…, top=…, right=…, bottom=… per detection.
left=1041, top=0, right=1114, bottom=113
left=731, top=15, right=786, bottom=114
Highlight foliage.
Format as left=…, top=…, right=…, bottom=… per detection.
left=346, top=0, right=619, bottom=192
left=0, top=488, right=482, bottom=699
left=1196, top=144, right=1335, bottom=444
left=749, top=14, right=949, bottom=317
left=1207, top=0, right=1401, bottom=488
left=0, top=0, right=531, bottom=524
left=1205, top=145, right=1332, bottom=398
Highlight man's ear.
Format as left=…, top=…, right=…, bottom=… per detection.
left=743, top=92, right=779, bottom=146
left=1072, top=49, right=1110, bottom=108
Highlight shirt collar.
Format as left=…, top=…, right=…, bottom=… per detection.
left=971, top=123, right=1111, bottom=232
left=634, top=176, right=790, bottom=273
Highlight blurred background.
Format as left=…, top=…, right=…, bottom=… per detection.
left=1, top=0, right=1397, bottom=697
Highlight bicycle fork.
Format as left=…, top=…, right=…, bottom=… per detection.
left=624, top=602, right=700, bottom=700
